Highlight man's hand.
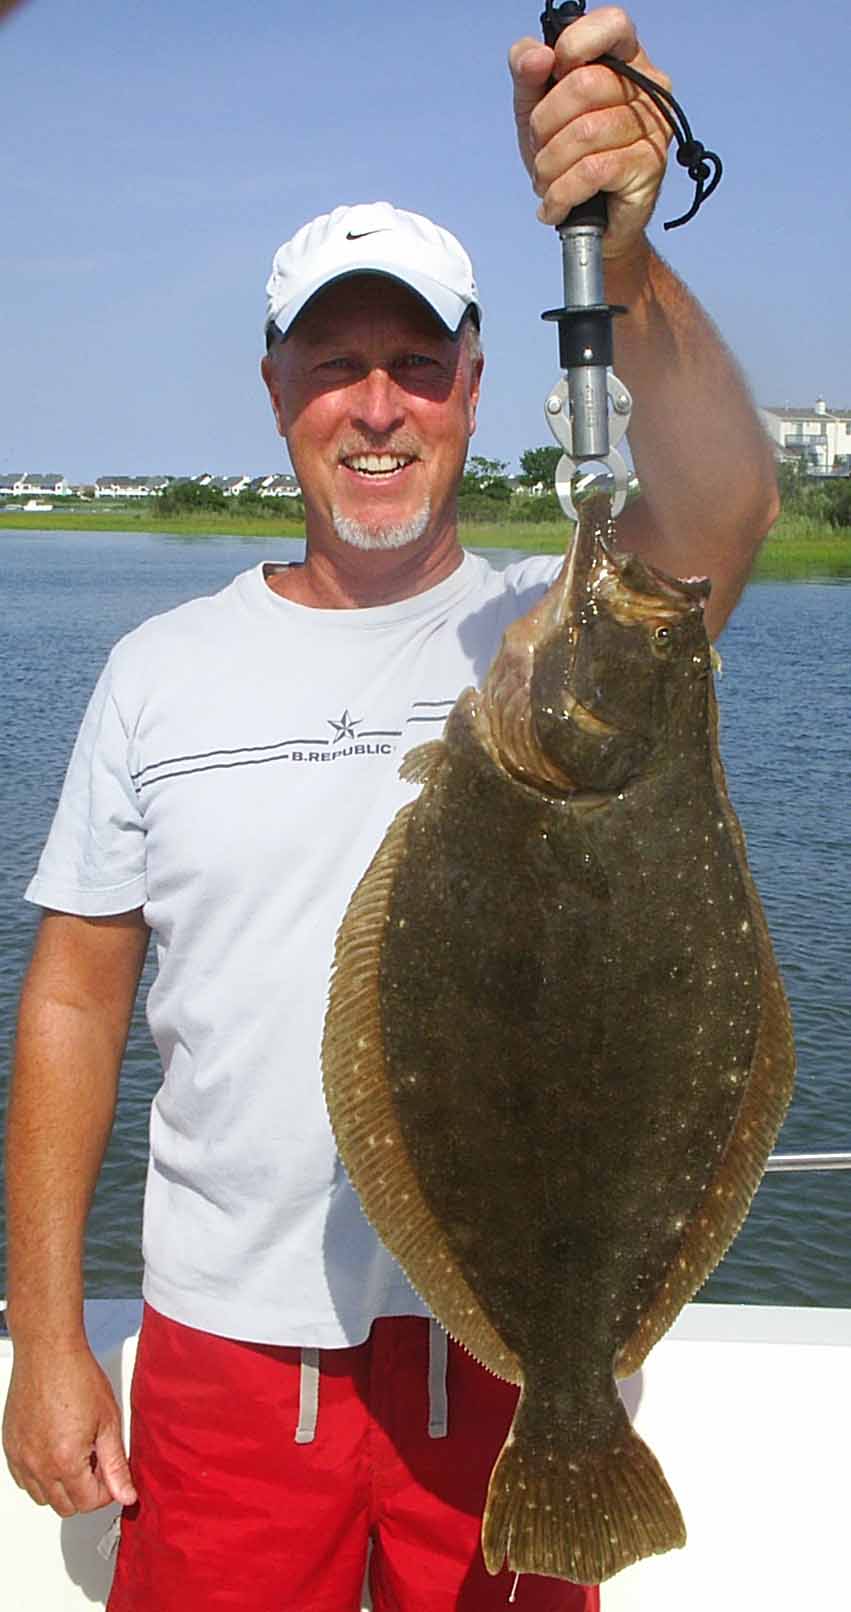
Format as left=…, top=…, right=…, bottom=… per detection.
left=3, top=1342, right=137, bottom=1516
left=509, top=6, right=672, bottom=260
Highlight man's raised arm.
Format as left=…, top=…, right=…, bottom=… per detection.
left=509, top=6, right=778, bottom=638
left=3, top=909, right=148, bottom=1515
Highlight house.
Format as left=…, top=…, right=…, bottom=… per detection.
left=205, top=475, right=253, bottom=496
left=258, top=473, right=301, bottom=499
left=1, top=472, right=69, bottom=496
left=761, top=399, right=851, bottom=476
left=95, top=476, right=171, bottom=498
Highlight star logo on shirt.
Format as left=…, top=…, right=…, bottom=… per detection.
left=328, top=709, right=361, bottom=744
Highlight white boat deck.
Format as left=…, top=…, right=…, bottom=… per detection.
left=1, top=1300, right=848, bottom=1609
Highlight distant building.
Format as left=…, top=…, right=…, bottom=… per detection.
left=95, top=476, right=172, bottom=498
left=256, top=473, right=301, bottom=499
left=206, top=475, right=253, bottom=496
left=0, top=472, right=69, bottom=496
left=761, top=399, right=851, bottom=476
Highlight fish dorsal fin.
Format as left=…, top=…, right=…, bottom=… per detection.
left=615, top=740, right=795, bottom=1378
left=399, top=739, right=448, bottom=788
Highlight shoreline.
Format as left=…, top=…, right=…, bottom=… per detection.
left=1, top=508, right=849, bottom=579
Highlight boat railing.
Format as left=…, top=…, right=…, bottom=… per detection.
left=2, top=1155, right=849, bottom=1341
left=763, top=1151, right=851, bottom=1173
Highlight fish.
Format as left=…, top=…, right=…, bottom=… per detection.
left=322, top=494, right=795, bottom=1586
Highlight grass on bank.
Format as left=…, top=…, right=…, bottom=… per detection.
left=0, top=506, right=307, bottom=538
left=1, top=504, right=849, bottom=578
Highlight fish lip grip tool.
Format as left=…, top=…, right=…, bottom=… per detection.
left=539, top=1, right=722, bottom=520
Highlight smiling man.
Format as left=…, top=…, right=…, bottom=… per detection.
left=3, top=11, right=779, bottom=1612
left=261, top=206, right=485, bottom=602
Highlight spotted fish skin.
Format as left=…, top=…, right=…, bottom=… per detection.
left=322, top=496, right=795, bottom=1585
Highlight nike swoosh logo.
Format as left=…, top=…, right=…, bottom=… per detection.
left=346, top=229, right=389, bottom=241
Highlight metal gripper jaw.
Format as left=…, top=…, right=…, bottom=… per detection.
left=545, top=372, right=633, bottom=520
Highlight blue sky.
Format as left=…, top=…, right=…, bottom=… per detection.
left=1, top=0, right=848, bottom=481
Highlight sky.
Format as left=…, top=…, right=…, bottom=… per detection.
left=1, top=0, right=849, bottom=483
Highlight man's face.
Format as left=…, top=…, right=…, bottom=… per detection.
left=262, top=276, right=482, bottom=552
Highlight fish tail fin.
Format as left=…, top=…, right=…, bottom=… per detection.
left=482, top=1393, right=686, bottom=1586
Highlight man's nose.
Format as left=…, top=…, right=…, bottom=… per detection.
left=350, top=368, right=405, bottom=437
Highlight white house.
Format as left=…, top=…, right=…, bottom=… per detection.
left=761, top=399, right=851, bottom=475
left=95, top=476, right=171, bottom=499
left=258, top=473, right=301, bottom=498
left=1, top=473, right=69, bottom=496
left=208, top=475, right=253, bottom=496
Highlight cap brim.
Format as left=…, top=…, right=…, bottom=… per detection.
left=269, top=265, right=477, bottom=341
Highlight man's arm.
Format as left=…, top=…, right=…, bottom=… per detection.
left=603, top=243, right=778, bottom=639
left=509, top=7, right=778, bottom=638
left=3, top=908, right=149, bottom=1515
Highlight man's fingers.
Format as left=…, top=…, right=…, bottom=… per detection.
left=535, top=141, right=665, bottom=229
left=9, top=1442, right=133, bottom=1516
left=532, top=101, right=667, bottom=196
left=44, top=1479, right=78, bottom=1519
left=509, top=11, right=673, bottom=211
left=529, top=59, right=655, bottom=154
left=508, top=36, right=554, bottom=92
left=550, top=4, right=640, bottom=71
left=94, top=1423, right=137, bottom=1507
left=6, top=1457, right=48, bottom=1506
left=508, top=37, right=555, bottom=146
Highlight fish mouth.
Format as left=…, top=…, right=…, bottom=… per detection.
left=475, top=494, right=711, bottom=799
left=557, top=493, right=711, bottom=628
left=560, top=691, right=619, bottom=739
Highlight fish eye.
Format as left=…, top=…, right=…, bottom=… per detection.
left=653, top=626, right=672, bottom=644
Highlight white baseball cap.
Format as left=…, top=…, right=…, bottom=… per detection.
left=265, top=202, right=481, bottom=341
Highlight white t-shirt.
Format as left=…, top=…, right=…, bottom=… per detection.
left=26, top=551, right=560, bottom=1346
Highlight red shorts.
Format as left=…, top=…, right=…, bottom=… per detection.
left=109, top=1306, right=599, bottom=1612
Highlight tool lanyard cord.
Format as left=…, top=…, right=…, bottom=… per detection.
left=540, top=2, right=723, bottom=229
left=601, top=56, right=723, bottom=229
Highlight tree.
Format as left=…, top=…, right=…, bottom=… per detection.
left=460, top=455, right=511, bottom=504
left=157, top=479, right=227, bottom=515
left=518, top=446, right=561, bottom=491
left=776, top=457, right=806, bottom=511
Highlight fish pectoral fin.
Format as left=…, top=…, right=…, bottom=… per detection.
left=399, top=740, right=448, bottom=787
left=483, top=1392, right=685, bottom=1585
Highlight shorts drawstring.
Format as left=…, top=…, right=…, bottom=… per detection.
left=295, top=1347, right=320, bottom=1443
left=427, top=1318, right=449, bottom=1439
left=295, top=1320, right=449, bottom=1444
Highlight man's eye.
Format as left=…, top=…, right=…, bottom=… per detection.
left=317, top=357, right=356, bottom=372
left=396, top=354, right=436, bottom=370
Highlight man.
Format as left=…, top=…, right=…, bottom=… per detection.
left=3, top=11, right=778, bottom=1610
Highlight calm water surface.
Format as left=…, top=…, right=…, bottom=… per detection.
left=1, top=530, right=849, bottom=1305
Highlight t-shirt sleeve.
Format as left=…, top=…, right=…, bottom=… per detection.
left=24, top=656, right=147, bottom=916
left=498, top=553, right=563, bottom=620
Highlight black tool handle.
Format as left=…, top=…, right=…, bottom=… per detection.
left=540, top=1, right=608, bottom=230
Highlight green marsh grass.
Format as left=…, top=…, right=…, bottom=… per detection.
left=2, top=504, right=849, bottom=578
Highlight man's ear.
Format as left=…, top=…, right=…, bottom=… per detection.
left=261, top=353, right=287, bottom=438
left=468, top=353, right=484, bottom=437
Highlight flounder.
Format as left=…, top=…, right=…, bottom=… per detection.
left=322, top=496, right=795, bottom=1586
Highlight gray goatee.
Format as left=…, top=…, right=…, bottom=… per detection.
left=333, top=499, right=432, bottom=553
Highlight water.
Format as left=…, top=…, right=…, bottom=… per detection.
left=1, top=530, right=849, bottom=1306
